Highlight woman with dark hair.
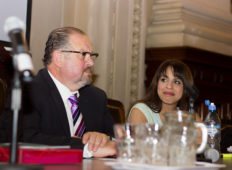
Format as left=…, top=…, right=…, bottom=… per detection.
left=128, top=59, right=202, bottom=125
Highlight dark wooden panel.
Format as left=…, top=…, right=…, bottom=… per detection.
left=0, top=43, right=13, bottom=114
left=0, top=43, right=13, bottom=87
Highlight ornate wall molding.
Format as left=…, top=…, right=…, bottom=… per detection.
left=108, top=0, right=117, bottom=98
left=130, top=0, right=142, bottom=104
left=107, top=0, right=147, bottom=112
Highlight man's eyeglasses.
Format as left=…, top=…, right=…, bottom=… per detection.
left=61, top=50, right=99, bottom=60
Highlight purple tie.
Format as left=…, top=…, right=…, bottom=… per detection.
left=68, top=94, right=85, bottom=137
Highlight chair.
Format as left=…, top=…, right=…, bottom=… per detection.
left=107, top=98, right=125, bottom=123
left=0, top=43, right=13, bottom=115
left=0, top=78, right=7, bottom=115
left=221, top=124, right=232, bottom=153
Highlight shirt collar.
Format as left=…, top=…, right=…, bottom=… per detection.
left=48, top=70, right=80, bottom=101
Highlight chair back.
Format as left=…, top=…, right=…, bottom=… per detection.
left=107, top=98, right=125, bottom=123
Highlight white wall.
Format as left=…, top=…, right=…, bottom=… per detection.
left=0, top=0, right=28, bottom=43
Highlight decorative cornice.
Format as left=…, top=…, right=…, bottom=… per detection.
left=147, top=0, right=232, bottom=56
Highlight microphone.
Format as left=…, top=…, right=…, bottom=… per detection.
left=4, top=16, right=34, bottom=82
left=187, top=85, right=199, bottom=114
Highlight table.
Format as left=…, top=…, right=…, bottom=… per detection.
left=44, top=158, right=113, bottom=170
left=1, top=157, right=231, bottom=170
left=218, top=157, right=232, bottom=170
left=43, top=157, right=232, bottom=170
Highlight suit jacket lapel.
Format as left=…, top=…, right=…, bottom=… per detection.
left=40, top=69, right=71, bottom=136
left=79, top=95, right=91, bottom=130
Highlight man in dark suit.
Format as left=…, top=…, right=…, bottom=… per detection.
left=14, top=27, right=115, bottom=157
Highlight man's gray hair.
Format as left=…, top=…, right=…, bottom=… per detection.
left=43, top=27, right=86, bottom=66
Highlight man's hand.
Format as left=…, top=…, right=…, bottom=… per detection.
left=92, top=141, right=117, bottom=158
left=82, top=132, right=110, bottom=152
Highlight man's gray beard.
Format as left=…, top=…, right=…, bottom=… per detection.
left=79, top=75, right=92, bottom=88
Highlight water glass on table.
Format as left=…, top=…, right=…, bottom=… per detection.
left=139, top=124, right=168, bottom=166
left=113, top=123, right=141, bottom=163
left=113, top=123, right=167, bottom=165
left=163, top=110, right=208, bottom=166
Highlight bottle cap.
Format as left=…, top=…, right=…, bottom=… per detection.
left=205, top=100, right=210, bottom=106
left=204, top=148, right=220, bottom=162
left=209, top=103, right=216, bottom=111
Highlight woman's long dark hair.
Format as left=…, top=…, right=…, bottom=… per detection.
left=139, top=59, right=194, bottom=112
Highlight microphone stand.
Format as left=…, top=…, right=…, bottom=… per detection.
left=187, top=85, right=199, bottom=120
left=0, top=55, right=41, bottom=170
left=189, top=97, right=196, bottom=121
left=189, top=97, right=195, bottom=114
left=10, top=70, right=21, bottom=164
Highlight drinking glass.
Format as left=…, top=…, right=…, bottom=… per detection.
left=139, top=124, right=168, bottom=166
left=114, top=123, right=168, bottom=165
left=162, top=110, right=208, bottom=166
left=114, top=123, right=141, bottom=163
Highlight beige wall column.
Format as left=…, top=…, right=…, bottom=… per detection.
left=110, top=0, right=148, bottom=114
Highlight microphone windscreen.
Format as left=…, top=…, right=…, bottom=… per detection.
left=4, top=16, right=25, bottom=34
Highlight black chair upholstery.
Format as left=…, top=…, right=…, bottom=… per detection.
left=0, top=78, right=7, bottom=115
left=221, top=125, right=232, bottom=153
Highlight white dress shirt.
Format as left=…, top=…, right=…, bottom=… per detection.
left=48, top=71, right=80, bottom=136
